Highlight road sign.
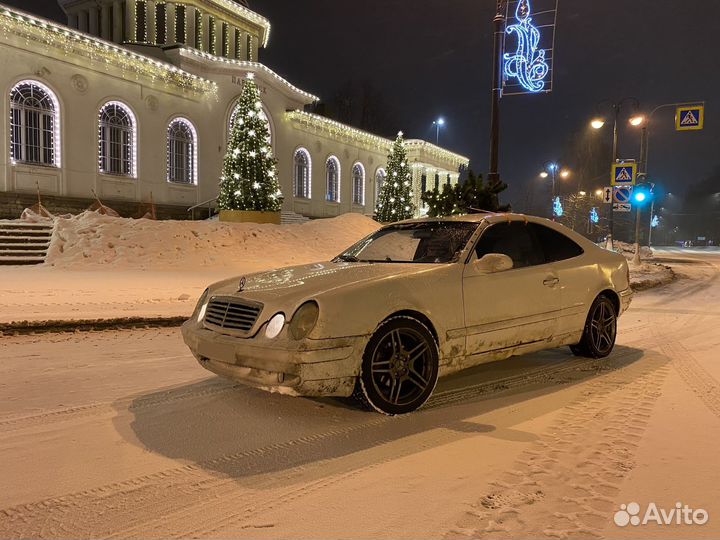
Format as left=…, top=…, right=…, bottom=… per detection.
left=611, top=162, right=637, bottom=186
left=613, top=186, right=633, bottom=204
left=676, top=105, right=704, bottom=131
left=613, top=203, right=632, bottom=213
left=602, top=187, right=613, bottom=204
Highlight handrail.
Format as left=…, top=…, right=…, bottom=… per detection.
left=187, top=197, right=217, bottom=220
left=187, top=197, right=217, bottom=213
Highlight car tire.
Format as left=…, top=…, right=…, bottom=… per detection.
left=570, top=295, right=617, bottom=359
left=354, top=316, right=439, bottom=415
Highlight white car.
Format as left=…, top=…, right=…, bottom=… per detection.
left=182, top=213, right=632, bottom=415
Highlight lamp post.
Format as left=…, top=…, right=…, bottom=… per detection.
left=487, top=0, right=506, bottom=206
left=540, top=161, right=570, bottom=220
left=432, top=118, right=445, bottom=145
left=590, top=97, right=641, bottom=250
left=636, top=101, right=704, bottom=245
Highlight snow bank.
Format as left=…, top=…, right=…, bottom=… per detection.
left=613, top=240, right=653, bottom=260
left=630, top=262, right=675, bottom=291
left=45, top=212, right=381, bottom=270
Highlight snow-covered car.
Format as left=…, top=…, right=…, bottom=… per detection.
left=182, top=213, right=632, bottom=415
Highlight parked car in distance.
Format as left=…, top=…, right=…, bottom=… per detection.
left=182, top=213, right=633, bottom=415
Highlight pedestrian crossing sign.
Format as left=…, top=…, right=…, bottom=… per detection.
left=611, top=162, right=637, bottom=186
left=676, top=105, right=704, bottom=131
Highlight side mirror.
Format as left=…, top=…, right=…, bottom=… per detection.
left=473, top=253, right=514, bottom=274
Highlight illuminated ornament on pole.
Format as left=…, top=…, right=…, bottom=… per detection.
left=590, top=207, right=599, bottom=224
left=553, top=196, right=563, bottom=217
left=651, top=215, right=659, bottom=228
left=503, top=0, right=550, bottom=93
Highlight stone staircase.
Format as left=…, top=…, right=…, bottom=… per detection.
left=281, top=210, right=310, bottom=225
left=0, top=220, right=54, bottom=266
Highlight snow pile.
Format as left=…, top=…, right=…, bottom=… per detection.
left=45, top=212, right=381, bottom=270
left=614, top=240, right=653, bottom=260
left=630, top=262, right=675, bottom=290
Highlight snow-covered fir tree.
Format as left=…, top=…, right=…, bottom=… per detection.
left=218, top=74, right=282, bottom=212
left=375, top=132, right=415, bottom=222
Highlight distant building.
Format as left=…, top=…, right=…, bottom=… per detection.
left=0, top=1, right=468, bottom=219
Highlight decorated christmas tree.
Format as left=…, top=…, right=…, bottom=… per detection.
left=375, top=132, right=415, bottom=222
left=218, top=74, right=282, bottom=213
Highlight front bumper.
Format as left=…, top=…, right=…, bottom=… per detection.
left=181, top=320, right=365, bottom=397
left=619, top=287, right=633, bottom=314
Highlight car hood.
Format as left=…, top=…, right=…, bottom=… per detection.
left=209, top=261, right=442, bottom=306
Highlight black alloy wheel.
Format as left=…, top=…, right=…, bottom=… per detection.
left=354, top=316, right=439, bottom=415
left=570, top=295, right=617, bottom=358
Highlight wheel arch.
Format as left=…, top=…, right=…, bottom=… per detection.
left=381, top=310, right=439, bottom=346
left=598, top=289, right=621, bottom=315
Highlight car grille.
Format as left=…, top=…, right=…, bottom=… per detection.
left=203, top=297, right=262, bottom=334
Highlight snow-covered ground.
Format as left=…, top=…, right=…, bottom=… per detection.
left=0, top=213, right=673, bottom=325
left=0, top=212, right=380, bottom=324
left=1, top=250, right=719, bottom=538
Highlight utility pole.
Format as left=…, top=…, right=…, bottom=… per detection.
left=487, top=0, right=505, bottom=207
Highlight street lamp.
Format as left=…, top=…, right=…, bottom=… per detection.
left=432, top=118, right=445, bottom=145
left=539, top=161, right=570, bottom=220
left=589, top=97, right=641, bottom=249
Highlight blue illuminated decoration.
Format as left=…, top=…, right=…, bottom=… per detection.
left=553, top=196, right=563, bottom=217
left=590, top=207, right=599, bottom=224
left=651, top=215, right=659, bottom=228
left=504, top=0, right=550, bottom=93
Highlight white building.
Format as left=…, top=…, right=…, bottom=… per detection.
left=0, top=1, right=468, bottom=220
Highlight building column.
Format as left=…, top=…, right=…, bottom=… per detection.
left=166, top=3, right=176, bottom=43
left=227, top=25, right=236, bottom=59
left=125, top=0, right=136, bottom=43
left=88, top=6, right=99, bottom=35
left=201, top=13, right=211, bottom=52
left=78, top=9, right=89, bottom=32
left=112, top=1, right=123, bottom=41
left=213, top=19, right=222, bottom=56
left=146, top=0, right=156, bottom=43
left=249, top=35, right=258, bottom=61
left=186, top=6, right=197, bottom=48
left=67, top=12, right=78, bottom=29
left=100, top=4, right=111, bottom=40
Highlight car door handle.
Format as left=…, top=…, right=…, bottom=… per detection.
left=543, top=277, right=560, bottom=287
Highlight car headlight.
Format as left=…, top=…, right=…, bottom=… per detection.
left=289, top=301, right=319, bottom=340
left=196, top=289, right=210, bottom=323
left=265, top=313, right=286, bottom=339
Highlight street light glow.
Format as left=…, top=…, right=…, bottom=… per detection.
left=635, top=192, right=647, bottom=203
left=591, top=118, right=605, bottom=129
left=595, top=189, right=603, bottom=197
left=579, top=191, right=586, bottom=196
left=539, top=171, right=549, bottom=178
left=629, top=115, right=645, bottom=126
left=560, top=169, right=570, bottom=178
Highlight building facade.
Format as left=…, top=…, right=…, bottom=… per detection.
left=0, top=1, right=468, bottom=220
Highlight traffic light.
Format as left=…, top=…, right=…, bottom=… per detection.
left=633, top=182, right=653, bottom=206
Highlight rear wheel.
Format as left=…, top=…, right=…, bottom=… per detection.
left=354, top=316, right=439, bottom=415
left=570, top=295, right=617, bottom=358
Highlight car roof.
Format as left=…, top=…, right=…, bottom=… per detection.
left=389, top=212, right=602, bottom=250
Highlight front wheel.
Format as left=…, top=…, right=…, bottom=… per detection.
left=570, top=295, right=617, bottom=358
left=354, top=316, right=439, bottom=415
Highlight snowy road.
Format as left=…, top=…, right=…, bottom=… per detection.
left=2, top=250, right=720, bottom=539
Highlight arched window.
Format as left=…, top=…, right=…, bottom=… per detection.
left=10, top=81, right=60, bottom=166
left=293, top=148, right=311, bottom=199
left=352, top=163, right=366, bottom=205
left=167, top=118, right=197, bottom=184
left=326, top=156, right=340, bottom=202
left=375, top=168, right=386, bottom=200
left=98, top=101, right=136, bottom=177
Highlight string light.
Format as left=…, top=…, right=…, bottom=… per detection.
left=166, top=117, right=198, bottom=185
left=0, top=6, right=216, bottom=96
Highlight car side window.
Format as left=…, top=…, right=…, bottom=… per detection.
left=475, top=222, right=545, bottom=269
left=530, top=223, right=584, bottom=262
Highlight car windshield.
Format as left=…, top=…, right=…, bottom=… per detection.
left=336, top=222, right=479, bottom=264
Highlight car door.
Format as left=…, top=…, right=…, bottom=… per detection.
left=462, top=221, right=560, bottom=357
left=529, top=223, right=593, bottom=338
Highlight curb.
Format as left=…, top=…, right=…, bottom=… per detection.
left=0, top=316, right=187, bottom=336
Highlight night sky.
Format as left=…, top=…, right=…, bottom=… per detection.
left=8, top=0, right=719, bottom=208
